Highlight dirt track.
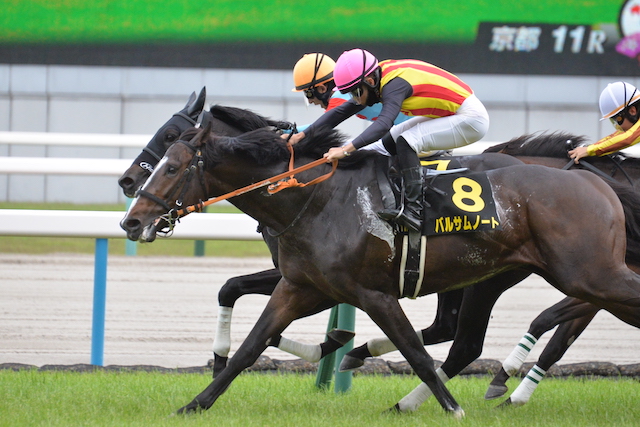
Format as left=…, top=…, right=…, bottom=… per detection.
left=0, top=254, right=638, bottom=369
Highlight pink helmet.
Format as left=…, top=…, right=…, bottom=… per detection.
left=333, top=48, right=379, bottom=93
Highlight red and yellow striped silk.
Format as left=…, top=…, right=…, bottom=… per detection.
left=379, top=59, right=473, bottom=118
left=587, top=119, right=640, bottom=156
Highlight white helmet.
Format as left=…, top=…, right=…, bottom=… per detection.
left=599, top=81, right=640, bottom=120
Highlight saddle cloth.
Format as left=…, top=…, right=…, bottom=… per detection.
left=375, top=156, right=502, bottom=298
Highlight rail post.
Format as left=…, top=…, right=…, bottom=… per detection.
left=91, top=238, right=109, bottom=366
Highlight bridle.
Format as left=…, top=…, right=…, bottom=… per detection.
left=135, top=134, right=338, bottom=237
left=136, top=140, right=209, bottom=235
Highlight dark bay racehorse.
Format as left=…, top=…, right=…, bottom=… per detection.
left=117, top=93, right=529, bottom=377
left=121, top=98, right=640, bottom=411
left=117, top=92, right=360, bottom=368
left=479, top=133, right=640, bottom=406
left=121, top=124, right=640, bottom=417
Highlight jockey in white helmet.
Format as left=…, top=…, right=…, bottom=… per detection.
left=569, top=81, right=640, bottom=162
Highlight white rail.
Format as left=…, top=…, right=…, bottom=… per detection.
left=0, top=131, right=150, bottom=147
left=0, top=157, right=132, bottom=175
left=0, top=210, right=261, bottom=240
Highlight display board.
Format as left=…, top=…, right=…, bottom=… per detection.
left=0, top=0, right=638, bottom=75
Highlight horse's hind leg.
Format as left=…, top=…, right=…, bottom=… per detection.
left=360, top=291, right=464, bottom=418
left=486, top=297, right=598, bottom=400
left=212, top=268, right=281, bottom=376
left=497, top=311, right=597, bottom=407
left=394, top=269, right=528, bottom=412
left=340, top=290, right=463, bottom=371
left=178, top=279, right=330, bottom=414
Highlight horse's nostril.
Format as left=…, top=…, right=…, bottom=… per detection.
left=118, top=177, right=134, bottom=189
left=121, top=218, right=141, bottom=232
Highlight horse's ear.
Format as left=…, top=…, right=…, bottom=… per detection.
left=183, top=91, right=197, bottom=109
left=187, top=87, right=207, bottom=119
left=194, top=120, right=213, bottom=148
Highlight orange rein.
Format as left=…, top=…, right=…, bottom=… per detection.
left=174, top=144, right=338, bottom=217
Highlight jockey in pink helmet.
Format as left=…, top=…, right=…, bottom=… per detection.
left=569, top=81, right=640, bottom=163
left=288, top=48, right=489, bottom=232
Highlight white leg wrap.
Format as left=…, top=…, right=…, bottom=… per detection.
left=368, top=330, right=424, bottom=357
left=212, top=306, right=233, bottom=357
left=509, top=365, right=546, bottom=406
left=502, top=333, right=537, bottom=376
left=397, top=368, right=449, bottom=412
left=277, top=337, right=322, bottom=362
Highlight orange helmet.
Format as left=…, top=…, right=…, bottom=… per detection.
left=291, top=53, right=336, bottom=92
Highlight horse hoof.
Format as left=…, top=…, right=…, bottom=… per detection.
left=384, top=403, right=401, bottom=414
left=338, top=354, right=364, bottom=372
left=452, top=408, right=466, bottom=420
left=327, top=329, right=355, bottom=345
left=496, top=398, right=513, bottom=409
left=484, top=384, right=509, bottom=400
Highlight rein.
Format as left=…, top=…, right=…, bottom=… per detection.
left=174, top=144, right=337, bottom=217
left=562, top=157, right=623, bottom=184
left=137, top=140, right=338, bottom=235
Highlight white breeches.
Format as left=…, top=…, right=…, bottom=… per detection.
left=389, top=94, right=490, bottom=153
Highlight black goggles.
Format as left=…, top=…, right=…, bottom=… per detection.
left=350, top=85, right=364, bottom=100
left=610, top=112, right=625, bottom=126
left=304, top=87, right=317, bottom=99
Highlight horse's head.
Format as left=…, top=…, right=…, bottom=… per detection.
left=121, top=122, right=347, bottom=241
left=121, top=125, right=213, bottom=242
left=118, top=87, right=208, bottom=198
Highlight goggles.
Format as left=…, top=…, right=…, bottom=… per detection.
left=304, top=87, right=316, bottom=99
left=350, top=85, right=364, bottom=101
left=610, top=112, right=625, bottom=126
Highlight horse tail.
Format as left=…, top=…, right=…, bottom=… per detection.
left=606, top=180, right=640, bottom=263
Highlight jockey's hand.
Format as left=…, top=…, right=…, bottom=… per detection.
left=282, top=131, right=306, bottom=144
left=568, top=146, right=589, bottom=164
left=323, top=143, right=355, bottom=162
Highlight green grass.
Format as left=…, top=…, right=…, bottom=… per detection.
left=0, top=370, right=638, bottom=426
left=0, top=1, right=618, bottom=44
left=0, top=202, right=271, bottom=257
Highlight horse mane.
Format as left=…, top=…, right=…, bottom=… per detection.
left=484, top=131, right=589, bottom=158
left=199, top=124, right=375, bottom=168
left=209, top=104, right=282, bottom=132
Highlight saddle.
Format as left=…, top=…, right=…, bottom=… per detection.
left=375, top=155, right=501, bottom=298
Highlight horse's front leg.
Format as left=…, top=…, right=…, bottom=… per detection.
left=178, top=279, right=328, bottom=414
left=360, top=291, right=464, bottom=418
left=212, top=268, right=282, bottom=376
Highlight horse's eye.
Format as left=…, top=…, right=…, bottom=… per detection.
left=166, top=165, right=178, bottom=176
left=163, top=130, right=179, bottom=145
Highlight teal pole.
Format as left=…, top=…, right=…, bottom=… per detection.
left=315, top=306, right=339, bottom=389
left=334, top=304, right=355, bottom=393
left=124, top=198, right=137, bottom=256
left=193, top=206, right=207, bottom=256
left=91, top=238, right=109, bottom=366
left=194, top=240, right=205, bottom=256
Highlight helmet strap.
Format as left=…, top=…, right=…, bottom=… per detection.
left=364, top=68, right=382, bottom=105
left=621, top=85, right=639, bottom=124
left=315, top=81, right=335, bottom=108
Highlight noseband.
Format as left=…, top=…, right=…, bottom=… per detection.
left=136, top=139, right=208, bottom=235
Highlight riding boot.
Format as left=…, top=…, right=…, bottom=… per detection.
left=378, top=137, right=424, bottom=232
left=396, top=166, right=424, bottom=232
